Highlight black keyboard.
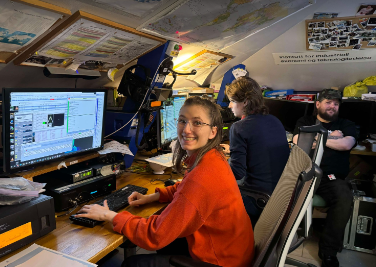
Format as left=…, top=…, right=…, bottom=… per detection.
left=69, top=184, right=148, bottom=228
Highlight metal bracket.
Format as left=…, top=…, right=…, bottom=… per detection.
left=356, top=216, right=373, bottom=235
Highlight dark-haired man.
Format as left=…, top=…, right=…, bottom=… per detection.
left=293, top=89, right=356, bottom=267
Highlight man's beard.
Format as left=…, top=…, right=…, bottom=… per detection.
left=318, top=108, right=338, bottom=122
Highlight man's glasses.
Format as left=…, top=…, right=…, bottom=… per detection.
left=176, top=119, right=213, bottom=131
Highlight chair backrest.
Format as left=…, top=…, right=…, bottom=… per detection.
left=297, top=123, right=328, bottom=167
left=252, top=145, right=313, bottom=267
left=275, top=164, right=322, bottom=267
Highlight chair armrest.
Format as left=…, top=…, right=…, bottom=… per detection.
left=170, top=256, right=221, bottom=267
left=238, top=186, right=271, bottom=208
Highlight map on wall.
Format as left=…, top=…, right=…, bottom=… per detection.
left=77, top=0, right=164, bottom=18
left=142, top=0, right=312, bottom=51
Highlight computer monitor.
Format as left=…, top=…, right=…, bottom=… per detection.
left=160, top=95, right=186, bottom=146
left=264, top=98, right=314, bottom=132
left=2, top=88, right=107, bottom=173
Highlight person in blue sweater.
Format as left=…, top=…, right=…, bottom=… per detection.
left=222, top=77, right=290, bottom=226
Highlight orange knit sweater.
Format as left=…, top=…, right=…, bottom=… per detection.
left=113, top=149, right=254, bottom=267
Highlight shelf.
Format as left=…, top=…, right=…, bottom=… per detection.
left=13, top=152, right=100, bottom=181
left=263, top=97, right=314, bottom=104
left=351, top=149, right=376, bottom=156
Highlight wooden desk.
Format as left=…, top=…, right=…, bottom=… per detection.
left=351, top=147, right=376, bottom=156
left=0, top=170, right=181, bottom=264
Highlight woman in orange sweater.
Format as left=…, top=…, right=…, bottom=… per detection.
left=76, top=96, right=254, bottom=267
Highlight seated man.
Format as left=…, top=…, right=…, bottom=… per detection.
left=293, top=89, right=356, bottom=267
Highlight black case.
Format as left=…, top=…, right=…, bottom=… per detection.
left=0, top=195, right=56, bottom=257
left=344, top=180, right=376, bottom=254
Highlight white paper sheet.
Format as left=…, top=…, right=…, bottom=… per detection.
left=0, top=244, right=97, bottom=267
left=98, top=140, right=133, bottom=156
left=0, top=1, right=61, bottom=52
left=145, top=153, right=173, bottom=167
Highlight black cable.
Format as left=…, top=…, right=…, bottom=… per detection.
left=57, top=202, right=78, bottom=217
left=150, top=173, right=173, bottom=184
left=56, top=191, right=94, bottom=217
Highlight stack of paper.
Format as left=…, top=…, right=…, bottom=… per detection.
left=0, top=244, right=97, bottom=267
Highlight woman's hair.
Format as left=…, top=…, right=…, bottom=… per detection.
left=173, top=96, right=224, bottom=173
left=225, top=77, right=268, bottom=115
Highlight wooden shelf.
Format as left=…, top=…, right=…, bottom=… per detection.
left=263, top=97, right=314, bottom=104
left=351, top=149, right=376, bottom=156
left=13, top=152, right=100, bottom=180
left=13, top=10, right=166, bottom=68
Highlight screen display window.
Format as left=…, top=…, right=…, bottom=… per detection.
left=160, top=96, right=186, bottom=145
left=7, top=91, right=105, bottom=171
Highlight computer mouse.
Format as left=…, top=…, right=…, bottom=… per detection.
left=164, top=180, right=176, bottom=187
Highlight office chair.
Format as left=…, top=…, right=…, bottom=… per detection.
left=296, top=124, right=328, bottom=238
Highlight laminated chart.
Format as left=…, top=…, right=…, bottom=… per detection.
left=38, top=19, right=162, bottom=64
left=39, top=21, right=108, bottom=58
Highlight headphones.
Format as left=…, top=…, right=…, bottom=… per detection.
left=117, top=64, right=152, bottom=104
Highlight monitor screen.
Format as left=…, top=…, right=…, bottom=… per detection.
left=2, top=89, right=107, bottom=173
left=160, top=96, right=186, bottom=145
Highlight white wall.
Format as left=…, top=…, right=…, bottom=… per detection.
left=241, top=0, right=376, bottom=91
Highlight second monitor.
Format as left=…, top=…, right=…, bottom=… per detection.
left=160, top=95, right=187, bottom=147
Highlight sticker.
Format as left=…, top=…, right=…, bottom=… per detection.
left=0, top=222, right=32, bottom=249
left=155, top=74, right=165, bottom=83
left=328, top=174, right=336, bottom=180
left=70, top=160, right=78, bottom=165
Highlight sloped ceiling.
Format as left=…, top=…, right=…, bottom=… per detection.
left=211, top=0, right=327, bottom=84
left=39, top=0, right=183, bottom=28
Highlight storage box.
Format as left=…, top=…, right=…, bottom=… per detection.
left=264, top=89, right=294, bottom=98
left=343, top=181, right=376, bottom=254
left=286, top=94, right=316, bottom=102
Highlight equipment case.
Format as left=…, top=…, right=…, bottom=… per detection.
left=343, top=180, right=376, bottom=254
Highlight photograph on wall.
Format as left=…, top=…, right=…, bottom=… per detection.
left=307, top=15, right=376, bottom=50
left=356, top=4, right=376, bottom=16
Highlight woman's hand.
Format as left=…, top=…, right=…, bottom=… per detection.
left=128, top=192, right=160, bottom=207
left=220, top=144, right=230, bottom=154
left=75, top=200, right=117, bottom=223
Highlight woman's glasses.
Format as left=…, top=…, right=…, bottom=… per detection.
left=176, top=119, right=213, bottom=131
